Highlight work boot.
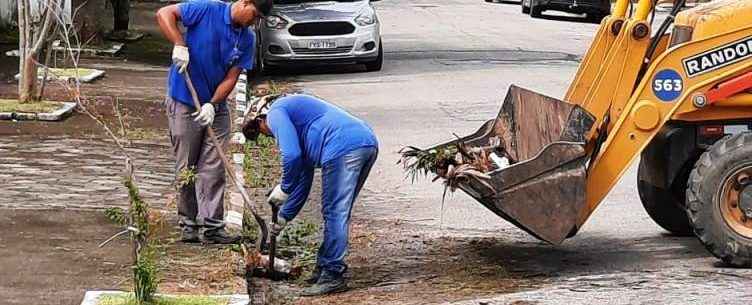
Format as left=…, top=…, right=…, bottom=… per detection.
left=301, top=270, right=347, bottom=296
left=203, top=228, right=241, bottom=244
left=305, top=267, right=321, bottom=285
left=180, top=226, right=200, bottom=243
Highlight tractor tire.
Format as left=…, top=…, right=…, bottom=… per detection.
left=530, top=1, right=543, bottom=18
left=687, top=133, right=752, bottom=267
left=638, top=157, right=694, bottom=236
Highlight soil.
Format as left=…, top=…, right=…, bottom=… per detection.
left=0, top=3, right=540, bottom=304
left=247, top=217, right=543, bottom=305
left=0, top=209, right=132, bottom=305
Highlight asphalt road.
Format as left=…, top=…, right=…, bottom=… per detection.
left=275, top=0, right=752, bottom=304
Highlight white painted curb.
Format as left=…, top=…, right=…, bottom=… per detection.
left=0, top=102, right=76, bottom=122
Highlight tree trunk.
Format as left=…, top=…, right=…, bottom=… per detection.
left=112, top=0, right=129, bottom=33
left=19, top=54, right=36, bottom=103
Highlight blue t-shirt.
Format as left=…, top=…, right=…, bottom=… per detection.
left=267, top=94, right=379, bottom=194
left=167, top=0, right=255, bottom=108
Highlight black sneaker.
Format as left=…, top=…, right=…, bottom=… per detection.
left=305, top=267, right=321, bottom=285
left=180, top=227, right=200, bottom=243
left=301, top=271, right=348, bottom=296
left=203, top=228, right=241, bottom=244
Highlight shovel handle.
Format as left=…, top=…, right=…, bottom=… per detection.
left=268, top=204, right=279, bottom=278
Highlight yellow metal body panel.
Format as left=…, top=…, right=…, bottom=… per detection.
left=564, top=17, right=624, bottom=104
left=675, top=0, right=752, bottom=41
left=580, top=24, right=752, bottom=226
left=564, top=0, right=631, bottom=104
left=579, top=20, right=651, bottom=135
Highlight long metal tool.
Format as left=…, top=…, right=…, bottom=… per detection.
left=268, top=202, right=280, bottom=279
left=181, top=71, right=269, bottom=251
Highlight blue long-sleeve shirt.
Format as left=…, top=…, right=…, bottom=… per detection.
left=266, top=94, right=378, bottom=221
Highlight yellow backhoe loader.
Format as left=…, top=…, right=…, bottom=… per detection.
left=404, top=0, right=752, bottom=267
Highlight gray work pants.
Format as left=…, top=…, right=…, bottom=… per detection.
left=166, top=97, right=230, bottom=231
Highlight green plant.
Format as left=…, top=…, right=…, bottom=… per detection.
left=278, top=220, right=320, bottom=282
left=105, top=207, right=127, bottom=225
left=124, top=177, right=158, bottom=305
left=177, top=166, right=197, bottom=188
left=398, top=146, right=458, bottom=183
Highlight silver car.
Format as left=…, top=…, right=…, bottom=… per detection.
left=257, top=0, right=383, bottom=72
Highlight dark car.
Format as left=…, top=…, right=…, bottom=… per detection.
left=521, top=0, right=611, bottom=22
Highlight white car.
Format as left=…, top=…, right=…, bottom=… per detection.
left=257, top=0, right=383, bottom=73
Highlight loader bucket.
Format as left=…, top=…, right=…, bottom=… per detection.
left=432, top=85, right=595, bottom=244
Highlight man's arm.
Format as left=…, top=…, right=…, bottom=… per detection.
left=267, top=108, right=305, bottom=194
left=279, top=167, right=314, bottom=221
left=156, top=5, right=185, bottom=46
left=209, top=67, right=243, bottom=103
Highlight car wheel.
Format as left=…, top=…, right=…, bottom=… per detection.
left=365, top=41, right=383, bottom=72
left=530, top=0, right=543, bottom=18
left=522, top=2, right=531, bottom=14
left=250, top=44, right=267, bottom=78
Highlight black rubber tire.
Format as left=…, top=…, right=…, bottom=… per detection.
left=687, top=133, right=752, bottom=267
left=485, top=0, right=494, bottom=2
left=365, top=42, right=383, bottom=72
left=638, top=157, right=694, bottom=236
left=530, top=1, right=543, bottom=18
left=521, top=2, right=530, bottom=14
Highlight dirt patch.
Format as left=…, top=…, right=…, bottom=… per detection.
left=0, top=209, right=132, bottom=305
left=279, top=218, right=544, bottom=305
left=0, top=95, right=167, bottom=138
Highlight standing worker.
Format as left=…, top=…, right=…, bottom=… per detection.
left=242, top=94, right=379, bottom=295
left=156, top=0, right=269, bottom=244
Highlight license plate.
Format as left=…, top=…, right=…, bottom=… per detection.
left=308, top=40, right=336, bottom=49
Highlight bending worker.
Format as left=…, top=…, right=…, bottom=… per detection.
left=156, top=0, right=269, bottom=244
left=242, top=94, right=379, bottom=296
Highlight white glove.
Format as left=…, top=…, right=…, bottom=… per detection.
left=193, top=103, right=215, bottom=126
left=271, top=214, right=287, bottom=236
left=172, top=45, right=190, bottom=73
left=267, top=184, right=289, bottom=206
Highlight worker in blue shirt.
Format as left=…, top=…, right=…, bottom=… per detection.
left=156, top=0, right=270, bottom=244
left=242, top=94, right=379, bottom=295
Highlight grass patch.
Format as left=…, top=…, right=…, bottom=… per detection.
left=41, top=67, right=99, bottom=79
left=98, top=293, right=229, bottom=305
left=279, top=220, right=321, bottom=284
left=0, top=99, right=65, bottom=113
left=242, top=135, right=280, bottom=189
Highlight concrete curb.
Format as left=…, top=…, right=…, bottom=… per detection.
left=0, top=102, right=76, bottom=122
left=79, top=291, right=249, bottom=305
left=225, top=71, right=251, bottom=229
left=14, top=68, right=106, bottom=83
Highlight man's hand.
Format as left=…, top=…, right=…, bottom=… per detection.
left=172, top=45, right=190, bottom=73
left=271, top=215, right=287, bottom=235
left=193, top=103, right=215, bottom=126
left=267, top=184, right=289, bottom=206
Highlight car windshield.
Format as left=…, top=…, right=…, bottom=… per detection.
left=275, top=0, right=362, bottom=4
